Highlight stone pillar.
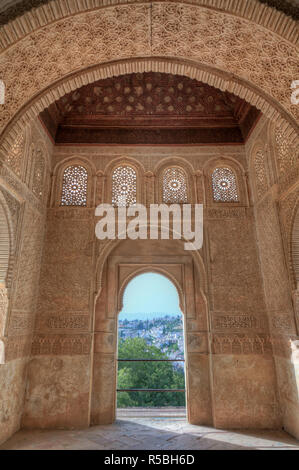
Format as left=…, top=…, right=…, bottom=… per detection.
left=91, top=260, right=117, bottom=425
left=184, top=259, right=213, bottom=425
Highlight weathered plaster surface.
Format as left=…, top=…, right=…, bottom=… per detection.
left=22, top=355, right=91, bottom=429
left=0, top=358, right=27, bottom=445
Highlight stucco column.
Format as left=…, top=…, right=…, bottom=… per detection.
left=96, top=172, right=106, bottom=206
left=0, top=283, right=8, bottom=364
left=194, top=170, right=204, bottom=204
left=49, top=172, right=56, bottom=207
left=292, top=284, right=299, bottom=335
left=145, top=171, right=155, bottom=206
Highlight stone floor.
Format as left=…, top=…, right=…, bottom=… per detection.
left=117, top=406, right=187, bottom=418
left=1, top=417, right=299, bottom=450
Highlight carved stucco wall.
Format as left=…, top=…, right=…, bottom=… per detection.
left=246, top=116, right=299, bottom=439
left=1, top=122, right=297, bottom=439
left=21, top=205, right=94, bottom=429
left=0, top=118, right=52, bottom=445
left=20, top=142, right=281, bottom=431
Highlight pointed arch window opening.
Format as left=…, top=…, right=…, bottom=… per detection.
left=116, top=273, right=186, bottom=410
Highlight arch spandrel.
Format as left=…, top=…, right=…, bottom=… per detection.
left=0, top=3, right=298, bottom=143
left=0, top=0, right=298, bottom=48
left=95, top=237, right=208, bottom=305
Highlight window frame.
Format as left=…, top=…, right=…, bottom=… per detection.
left=204, top=158, right=248, bottom=207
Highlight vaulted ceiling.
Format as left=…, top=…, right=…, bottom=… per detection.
left=40, top=72, right=261, bottom=145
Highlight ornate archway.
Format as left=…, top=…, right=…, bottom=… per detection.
left=91, top=238, right=212, bottom=425
left=0, top=0, right=298, bottom=444
left=0, top=1, right=298, bottom=151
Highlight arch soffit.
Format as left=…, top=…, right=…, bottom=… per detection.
left=1, top=56, right=297, bottom=137
left=290, top=196, right=299, bottom=285
left=1, top=57, right=298, bottom=154
left=0, top=188, right=15, bottom=289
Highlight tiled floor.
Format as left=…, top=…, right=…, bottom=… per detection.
left=1, top=417, right=299, bottom=450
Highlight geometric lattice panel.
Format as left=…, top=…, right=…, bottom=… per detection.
left=212, top=167, right=238, bottom=202
left=61, top=165, right=88, bottom=206
left=163, top=167, right=188, bottom=203
left=112, top=166, right=137, bottom=207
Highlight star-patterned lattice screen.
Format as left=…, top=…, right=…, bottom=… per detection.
left=112, top=166, right=137, bottom=207
left=162, top=167, right=188, bottom=203
left=61, top=165, right=88, bottom=206
left=212, top=167, right=239, bottom=202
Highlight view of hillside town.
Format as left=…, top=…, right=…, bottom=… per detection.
left=117, top=314, right=186, bottom=408
left=118, top=314, right=184, bottom=363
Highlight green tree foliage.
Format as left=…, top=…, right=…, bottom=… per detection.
left=117, top=337, right=185, bottom=408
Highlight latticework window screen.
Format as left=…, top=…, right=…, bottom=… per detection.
left=112, top=166, right=137, bottom=207
left=212, top=167, right=238, bottom=202
left=61, top=165, right=88, bottom=206
left=162, top=167, right=188, bottom=203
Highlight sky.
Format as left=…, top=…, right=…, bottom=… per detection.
left=119, top=272, right=181, bottom=321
